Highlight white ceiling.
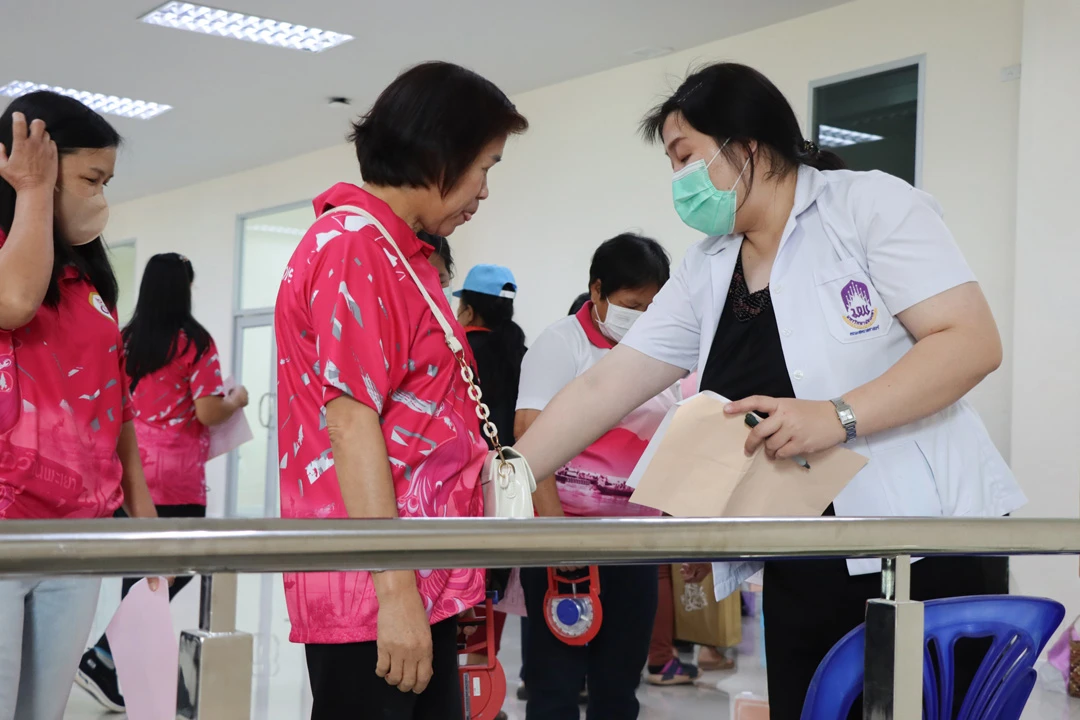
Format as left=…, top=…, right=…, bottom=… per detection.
left=2, top=0, right=845, bottom=203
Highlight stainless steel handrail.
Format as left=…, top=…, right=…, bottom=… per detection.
left=0, top=516, right=1075, bottom=577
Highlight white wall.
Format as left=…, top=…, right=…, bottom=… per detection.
left=1009, top=0, right=1080, bottom=621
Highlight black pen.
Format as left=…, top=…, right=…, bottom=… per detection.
left=744, top=413, right=811, bottom=470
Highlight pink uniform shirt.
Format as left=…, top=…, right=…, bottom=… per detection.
left=130, top=334, right=224, bottom=506
left=275, top=184, right=486, bottom=644
left=0, top=247, right=133, bottom=519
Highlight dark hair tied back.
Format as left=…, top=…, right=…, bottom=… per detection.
left=641, top=63, right=847, bottom=196
left=458, top=287, right=526, bottom=405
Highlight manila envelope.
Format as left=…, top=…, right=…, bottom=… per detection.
left=628, top=392, right=867, bottom=518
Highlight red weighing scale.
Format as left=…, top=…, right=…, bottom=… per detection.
left=545, top=566, right=602, bottom=646
left=458, top=593, right=507, bottom=720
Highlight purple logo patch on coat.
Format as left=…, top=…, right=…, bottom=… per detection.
left=841, top=280, right=878, bottom=330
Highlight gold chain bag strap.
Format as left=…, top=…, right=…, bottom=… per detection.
left=315, top=205, right=537, bottom=518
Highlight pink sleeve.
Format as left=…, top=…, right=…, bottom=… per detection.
left=191, top=338, right=225, bottom=400
left=310, top=228, right=407, bottom=415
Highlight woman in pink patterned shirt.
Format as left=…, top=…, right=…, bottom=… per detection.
left=77, top=253, right=249, bottom=711
left=274, top=62, right=527, bottom=719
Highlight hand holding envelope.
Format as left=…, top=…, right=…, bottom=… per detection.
left=627, top=392, right=867, bottom=518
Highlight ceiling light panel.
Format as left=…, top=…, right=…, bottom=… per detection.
left=818, top=124, right=884, bottom=148
left=0, top=81, right=172, bottom=120
left=140, top=2, right=354, bottom=53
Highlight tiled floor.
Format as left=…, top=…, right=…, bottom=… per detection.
left=492, top=613, right=768, bottom=720
left=62, top=579, right=1080, bottom=719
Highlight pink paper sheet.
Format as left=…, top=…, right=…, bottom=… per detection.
left=1047, top=620, right=1079, bottom=678
left=105, top=578, right=177, bottom=719
left=208, top=377, right=254, bottom=460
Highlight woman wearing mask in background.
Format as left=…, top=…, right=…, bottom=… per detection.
left=455, top=263, right=527, bottom=720
left=76, top=253, right=249, bottom=711
left=511, top=63, right=1025, bottom=717
left=514, top=233, right=681, bottom=719
left=0, top=92, right=160, bottom=720
left=275, top=61, right=527, bottom=718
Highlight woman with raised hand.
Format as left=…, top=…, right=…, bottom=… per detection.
left=0, top=92, right=159, bottom=720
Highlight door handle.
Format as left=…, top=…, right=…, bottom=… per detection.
left=258, top=392, right=275, bottom=429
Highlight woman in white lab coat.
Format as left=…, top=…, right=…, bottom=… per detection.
left=511, top=62, right=1026, bottom=717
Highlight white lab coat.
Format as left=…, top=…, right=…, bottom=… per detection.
left=622, top=165, right=1027, bottom=598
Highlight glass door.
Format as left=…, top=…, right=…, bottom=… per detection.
left=229, top=202, right=315, bottom=719
left=228, top=315, right=310, bottom=720
left=228, top=316, right=276, bottom=519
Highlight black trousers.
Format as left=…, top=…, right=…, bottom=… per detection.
left=521, top=565, right=657, bottom=720
left=93, top=503, right=206, bottom=655
left=762, top=555, right=1009, bottom=720
left=520, top=616, right=529, bottom=681
left=306, top=617, right=463, bottom=720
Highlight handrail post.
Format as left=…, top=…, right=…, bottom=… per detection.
left=177, top=573, right=254, bottom=719
left=864, top=556, right=923, bottom=720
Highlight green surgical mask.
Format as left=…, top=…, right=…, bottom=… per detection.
left=672, top=141, right=750, bottom=236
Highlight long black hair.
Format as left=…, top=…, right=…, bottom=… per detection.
left=459, top=286, right=526, bottom=402
left=123, top=253, right=212, bottom=390
left=0, top=91, right=121, bottom=310
left=642, top=63, right=846, bottom=197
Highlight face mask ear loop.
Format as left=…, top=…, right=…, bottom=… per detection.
left=732, top=154, right=752, bottom=192
left=705, top=138, right=731, bottom=170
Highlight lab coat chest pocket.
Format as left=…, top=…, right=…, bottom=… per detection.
left=813, top=258, right=893, bottom=344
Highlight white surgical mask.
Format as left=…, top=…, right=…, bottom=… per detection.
left=55, top=186, right=109, bottom=246
left=595, top=302, right=643, bottom=343
left=443, top=286, right=454, bottom=306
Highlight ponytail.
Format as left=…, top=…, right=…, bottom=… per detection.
left=459, top=288, right=527, bottom=399
left=797, top=140, right=847, bottom=172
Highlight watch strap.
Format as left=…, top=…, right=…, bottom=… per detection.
left=830, top=398, right=857, bottom=443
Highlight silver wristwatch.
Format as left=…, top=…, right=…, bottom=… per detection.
left=830, top=398, right=857, bottom=443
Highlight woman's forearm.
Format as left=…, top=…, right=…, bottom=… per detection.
left=847, top=325, right=1001, bottom=438
left=0, top=187, right=55, bottom=329
left=194, top=395, right=240, bottom=427
left=732, top=283, right=1004, bottom=459
left=514, top=345, right=684, bottom=480
left=532, top=476, right=565, bottom=518
left=325, top=396, right=417, bottom=599
left=117, top=422, right=157, bottom=519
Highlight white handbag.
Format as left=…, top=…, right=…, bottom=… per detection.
left=315, top=205, right=537, bottom=519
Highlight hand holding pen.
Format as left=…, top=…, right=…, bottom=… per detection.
left=725, top=395, right=849, bottom=461
left=744, top=412, right=811, bottom=470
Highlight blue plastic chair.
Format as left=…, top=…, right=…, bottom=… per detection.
left=800, top=596, right=1065, bottom=720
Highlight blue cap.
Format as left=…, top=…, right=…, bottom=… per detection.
left=453, top=264, right=517, bottom=299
